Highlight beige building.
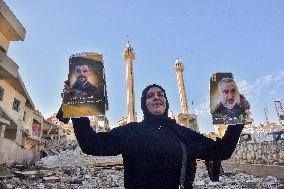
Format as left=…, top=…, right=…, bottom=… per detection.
left=0, top=0, right=43, bottom=164
left=173, top=112, right=198, bottom=131
left=116, top=115, right=128, bottom=127
left=255, top=122, right=284, bottom=137
left=44, top=114, right=76, bottom=141
left=44, top=113, right=110, bottom=141
left=90, top=115, right=110, bottom=132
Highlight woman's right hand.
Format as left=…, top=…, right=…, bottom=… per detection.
left=61, top=80, right=71, bottom=98
left=58, top=80, right=71, bottom=123
left=56, top=105, right=70, bottom=124
left=64, top=80, right=71, bottom=91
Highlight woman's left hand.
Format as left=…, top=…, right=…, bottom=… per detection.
left=239, top=94, right=250, bottom=110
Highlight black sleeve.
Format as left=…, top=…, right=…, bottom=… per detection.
left=184, top=124, right=244, bottom=161
left=72, top=117, right=125, bottom=156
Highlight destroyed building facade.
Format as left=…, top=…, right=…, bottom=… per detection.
left=0, top=0, right=43, bottom=164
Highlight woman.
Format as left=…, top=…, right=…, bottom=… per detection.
left=58, top=84, right=246, bottom=189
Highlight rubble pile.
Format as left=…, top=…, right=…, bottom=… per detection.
left=40, top=139, right=79, bottom=157
left=0, top=162, right=124, bottom=189
left=1, top=163, right=283, bottom=189
left=194, top=167, right=283, bottom=189
left=0, top=139, right=283, bottom=188
left=39, top=139, right=122, bottom=167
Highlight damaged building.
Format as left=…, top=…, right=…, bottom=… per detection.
left=0, top=0, right=44, bottom=164
left=44, top=114, right=75, bottom=141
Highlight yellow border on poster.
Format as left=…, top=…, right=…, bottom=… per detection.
left=63, top=104, right=97, bottom=118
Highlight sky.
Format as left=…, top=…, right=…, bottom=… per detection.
left=4, top=0, right=284, bottom=133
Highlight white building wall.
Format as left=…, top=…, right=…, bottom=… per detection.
left=0, top=80, right=26, bottom=126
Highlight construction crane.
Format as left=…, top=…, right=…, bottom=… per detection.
left=274, top=99, right=284, bottom=124
left=264, top=107, right=269, bottom=124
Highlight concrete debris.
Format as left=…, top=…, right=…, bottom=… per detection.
left=194, top=180, right=206, bottom=186
left=38, top=139, right=123, bottom=168
left=40, top=139, right=79, bottom=158
left=0, top=139, right=283, bottom=188
left=193, top=167, right=283, bottom=189
left=1, top=164, right=282, bottom=188
left=208, top=181, right=219, bottom=186
left=42, top=176, right=60, bottom=183
left=13, top=170, right=37, bottom=180
left=39, top=147, right=122, bottom=168
left=0, top=163, right=124, bottom=188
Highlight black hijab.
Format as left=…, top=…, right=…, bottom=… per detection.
left=141, top=84, right=175, bottom=125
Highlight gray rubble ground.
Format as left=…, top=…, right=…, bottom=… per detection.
left=0, top=140, right=283, bottom=189
left=193, top=167, right=283, bottom=189
left=0, top=163, right=124, bottom=189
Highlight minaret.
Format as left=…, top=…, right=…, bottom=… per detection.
left=174, top=58, right=189, bottom=114
left=123, top=42, right=136, bottom=122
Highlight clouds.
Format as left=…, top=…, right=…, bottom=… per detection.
left=238, top=69, right=284, bottom=99
left=236, top=69, right=284, bottom=125
left=238, top=80, right=254, bottom=98
left=194, top=97, right=210, bottom=117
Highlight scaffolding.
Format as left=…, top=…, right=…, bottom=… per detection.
left=274, top=99, right=284, bottom=124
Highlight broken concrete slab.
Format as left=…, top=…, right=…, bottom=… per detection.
left=42, top=176, right=60, bottom=183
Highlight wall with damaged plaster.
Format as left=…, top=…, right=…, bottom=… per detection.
left=0, top=138, right=33, bottom=164
left=229, top=141, right=284, bottom=165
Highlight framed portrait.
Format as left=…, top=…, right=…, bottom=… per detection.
left=62, top=52, right=108, bottom=118
left=210, top=72, right=246, bottom=125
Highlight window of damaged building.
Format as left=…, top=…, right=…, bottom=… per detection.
left=23, top=111, right=26, bottom=122
left=32, top=119, right=41, bottom=138
left=0, top=86, right=4, bottom=101
left=12, top=98, right=20, bottom=112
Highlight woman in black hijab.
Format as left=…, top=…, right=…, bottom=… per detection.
left=59, top=84, right=245, bottom=189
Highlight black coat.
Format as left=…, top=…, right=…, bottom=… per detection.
left=72, top=117, right=243, bottom=189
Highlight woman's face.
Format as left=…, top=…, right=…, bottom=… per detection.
left=146, top=87, right=166, bottom=115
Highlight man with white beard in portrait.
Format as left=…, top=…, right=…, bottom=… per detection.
left=213, top=77, right=248, bottom=124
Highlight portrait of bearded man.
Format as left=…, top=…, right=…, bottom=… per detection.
left=64, top=64, right=97, bottom=99
left=72, top=64, right=97, bottom=95
left=212, top=77, right=247, bottom=124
